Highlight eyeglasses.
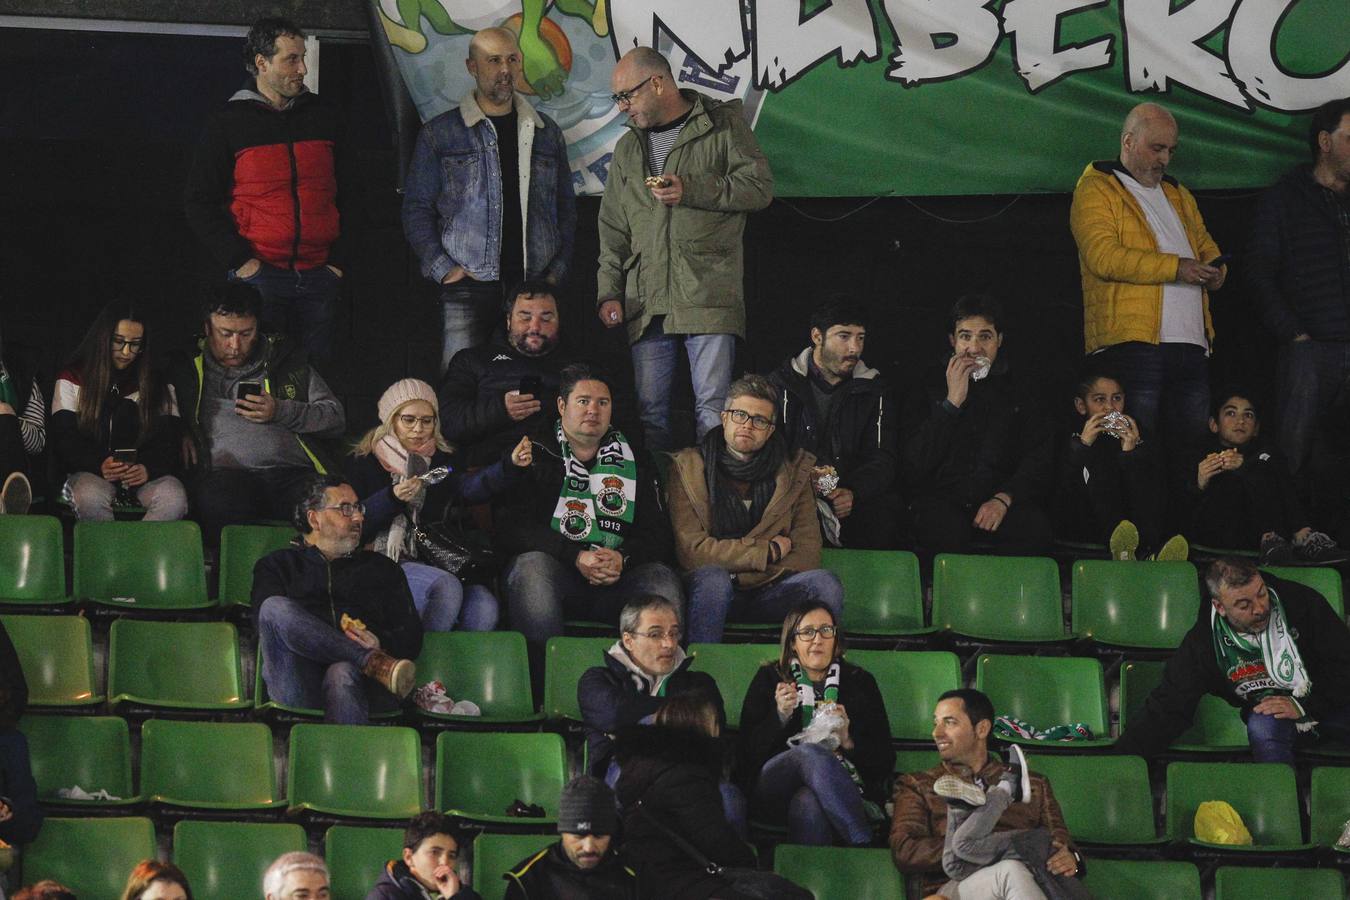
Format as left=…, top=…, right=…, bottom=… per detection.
left=610, top=75, right=654, bottom=106
left=724, top=409, right=774, bottom=431
left=111, top=337, right=144, bottom=352
left=628, top=627, right=682, bottom=642
left=793, top=625, right=837, bottom=641
left=397, top=414, right=436, bottom=428
left=317, top=501, right=365, bottom=518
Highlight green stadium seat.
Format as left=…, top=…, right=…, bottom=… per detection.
left=1120, top=660, right=1248, bottom=752
left=1213, top=866, right=1345, bottom=899
left=543, top=636, right=612, bottom=722
left=108, top=619, right=249, bottom=711
left=771, top=845, right=905, bottom=899
left=18, top=714, right=138, bottom=806
left=20, top=816, right=157, bottom=900
left=217, top=524, right=294, bottom=608
left=174, top=820, right=307, bottom=900
left=253, top=642, right=400, bottom=721
left=473, top=832, right=557, bottom=900
left=1025, top=754, right=1160, bottom=844
left=821, top=548, right=933, bottom=635
left=141, top=719, right=282, bottom=810
left=689, top=642, right=777, bottom=729
left=1, top=613, right=102, bottom=707
left=435, top=731, right=567, bottom=826
left=1262, top=565, right=1345, bottom=618
left=1164, top=761, right=1310, bottom=850
left=412, top=630, right=541, bottom=725
left=849, top=649, right=961, bottom=742
left=288, top=724, right=423, bottom=820
left=932, top=554, right=1067, bottom=642
left=1071, top=560, right=1200, bottom=649
left=74, top=520, right=212, bottom=610
left=1080, top=859, right=1201, bottom=900
left=0, top=514, right=68, bottom=605
left=975, top=654, right=1113, bottom=747
left=1310, top=766, right=1350, bottom=851
left=325, top=825, right=406, bottom=900
left=893, top=748, right=940, bottom=775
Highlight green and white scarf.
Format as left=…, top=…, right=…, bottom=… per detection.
left=791, top=660, right=841, bottom=727
left=1211, top=586, right=1316, bottom=731
left=550, top=422, right=637, bottom=550
left=0, top=362, right=16, bottom=410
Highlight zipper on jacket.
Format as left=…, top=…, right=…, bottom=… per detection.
left=327, top=558, right=337, bottom=628
left=287, top=133, right=302, bottom=271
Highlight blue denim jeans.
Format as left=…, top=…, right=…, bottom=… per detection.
left=1092, top=341, right=1210, bottom=445
left=1274, top=339, right=1350, bottom=479
left=0, top=729, right=43, bottom=845
left=230, top=262, right=340, bottom=363
left=257, top=595, right=398, bottom=724
left=400, top=560, right=499, bottom=632
left=630, top=319, right=735, bottom=451
left=502, top=551, right=685, bottom=643
left=684, top=565, right=844, bottom=644
left=754, top=743, right=872, bottom=845
left=439, top=280, right=504, bottom=376
left=1244, top=699, right=1350, bottom=764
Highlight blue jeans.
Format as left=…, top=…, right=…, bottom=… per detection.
left=230, top=262, right=340, bottom=362
left=684, top=565, right=844, bottom=644
left=439, top=280, right=504, bottom=376
left=1274, top=339, right=1350, bottom=480
left=630, top=319, right=735, bottom=451
left=257, top=595, right=398, bottom=724
left=0, top=729, right=43, bottom=845
left=1092, top=341, right=1210, bottom=446
left=400, top=561, right=499, bottom=632
left=1244, top=700, right=1350, bottom=765
left=754, top=744, right=872, bottom=845
left=502, top=551, right=685, bottom=643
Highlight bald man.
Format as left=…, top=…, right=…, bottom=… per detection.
left=403, top=27, right=576, bottom=376
left=1069, top=103, right=1225, bottom=455
left=596, top=47, right=773, bottom=451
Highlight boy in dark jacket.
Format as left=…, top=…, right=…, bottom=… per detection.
left=252, top=475, right=422, bottom=724
left=504, top=776, right=636, bottom=900
left=367, top=812, right=480, bottom=900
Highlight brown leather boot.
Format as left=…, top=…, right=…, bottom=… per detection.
left=361, top=650, right=415, bottom=698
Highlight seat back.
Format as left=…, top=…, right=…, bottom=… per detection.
left=174, top=820, right=307, bottom=900
left=1120, top=661, right=1248, bottom=751
left=218, top=524, right=294, bottom=607
left=472, top=832, right=557, bottom=900
left=1214, top=866, right=1345, bottom=899
left=74, top=520, right=209, bottom=609
left=931, top=554, right=1065, bottom=641
left=822, top=548, right=926, bottom=633
left=325, top=825, right=406, bottom=900
left=2, top=613, right=101, bottom=706
left=1071, top=560, right=1199, bottom=648
left=1310, top=766, right=1350, bottom=848
left=435, top=731, right=567, bottom=823
left=20, top=816, right=157, bottom=900
left=0, top=514, right=66, bottom=604
left=142, top=719, right=279, bottom=808
left=414, top=630, right=537, bottom=720
left=1081, top=860, right=1201, bottom=900
left=18, top=714, right=135, bottom=804
left=1165, top=762, right=1304, bottom=845
left=975, top=654, right=1109, bottom=739
left=849, top=649, right=960, bottom=741
left=1025, top=754, right=1157, bottom=844
left=108, top=619, right=248, bottom=709
left=1262, top=565, right=1345, bottom=618
left=543, top=636, right=612, bottom=722
left=771, top=845, right=905, bottom=899
left=688, top=642, right=778, bottom=729
left=288, top=724, right=423, bottom=819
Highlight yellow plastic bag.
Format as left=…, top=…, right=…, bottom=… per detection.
left=1194, top=800, right=1253, bottom=845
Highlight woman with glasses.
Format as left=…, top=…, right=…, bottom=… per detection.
left=349, top=378, right=530, bottom=632
left=50, top=302, right=187, bottom=521
left=735, top=601, right=892, bottom=846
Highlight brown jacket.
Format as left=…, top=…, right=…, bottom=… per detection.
left=667, top=446, right=820, bottom=589
left=890, top=758, right=1075, bottom=895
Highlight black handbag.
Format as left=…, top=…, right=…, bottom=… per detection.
left=412, top=518, right=497, bottom=580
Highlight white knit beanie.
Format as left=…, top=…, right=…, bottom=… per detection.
left=378, top=378, right=438, bottom=423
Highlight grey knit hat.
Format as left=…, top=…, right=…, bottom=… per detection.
left=557, top=775, right=618, bottom=835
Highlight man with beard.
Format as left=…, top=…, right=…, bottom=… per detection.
left=403, top=27, right=576, bottom=377
left=1117, top=558, right=1350, bottom=763
left=440, top=280, right=571, bottom=466
left=768, top=298, right=900, bottom=548
left=252, top=475, right=423, bottom=724
left=504, top=776, right=637, bottom=899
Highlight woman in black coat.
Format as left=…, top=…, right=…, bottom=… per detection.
left=735, top=602, right=893, bottom=845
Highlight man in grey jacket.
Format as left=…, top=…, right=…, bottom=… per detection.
left=596, top=47, right=773, bottom=451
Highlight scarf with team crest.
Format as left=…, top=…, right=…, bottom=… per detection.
left=1211, top=585, right=1316, bottom=732
left=550, top=421, right=637, bottom=549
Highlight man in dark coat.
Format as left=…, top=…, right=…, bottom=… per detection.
left=504, top=776, right=636, bottom=900
left=367, top=812, right=481, bottom=899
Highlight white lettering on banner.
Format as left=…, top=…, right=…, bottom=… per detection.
left=608, top=0, right=748, bottom=74
left=1121, top=0, right=1248, bottom=108
left=753, top=0, right=881, bottom=90
left=1228, top=0, right=1350, bottom=111
left=1003, top=0, right=1115, bottom=93
left=881, top=0, right=1002, bottom=85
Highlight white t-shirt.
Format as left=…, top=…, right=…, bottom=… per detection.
left=1115, top=170, right=1207, bottom=350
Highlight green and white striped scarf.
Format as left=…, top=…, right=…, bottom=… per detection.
left=549, top=422, right=637, bottom=550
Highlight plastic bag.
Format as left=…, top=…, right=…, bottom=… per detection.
left=1194, top=800, right=1253, bottom=845
left=787, top=702, right=846, bottom=752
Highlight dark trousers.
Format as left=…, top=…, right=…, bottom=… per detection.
left=0, top=417, right=27, bottom=483
left=910, top=496, right=1053, bottom=556
left=836, top=493, right=904, bottom=550
left=1094, top=341, right=1210, bottom=444
left=1191, top=473, right=1298, bottom=550
left=230, top=262, right=341, bottom=364
left=191, top=467, right=316, bottom=547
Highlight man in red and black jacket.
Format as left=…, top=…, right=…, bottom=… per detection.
left=185, top=16, right=349, bottom=363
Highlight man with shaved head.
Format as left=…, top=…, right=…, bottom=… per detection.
left=597, top=47, right=774, bottom=451
left=404, top=26, right=576, bottom=376
left=1070, top=102, right=1226, bottom=460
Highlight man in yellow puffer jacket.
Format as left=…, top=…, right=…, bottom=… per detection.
left=1070, top=102, right=1226, bottom=449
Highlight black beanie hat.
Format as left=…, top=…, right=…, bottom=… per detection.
left=557, top=774, right=618, bottom=835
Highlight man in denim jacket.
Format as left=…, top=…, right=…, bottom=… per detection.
left=403, top=27, right=576, bottom=376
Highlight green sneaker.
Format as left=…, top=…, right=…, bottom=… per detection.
left=1109, top=520, right=1139, bottom=561
left=1153, top=533, right=1190, bottom=561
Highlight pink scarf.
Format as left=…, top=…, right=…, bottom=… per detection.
left=374, top=433, right=436, bottom=476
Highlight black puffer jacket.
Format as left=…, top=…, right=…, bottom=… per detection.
left=365, top=858, right=481, bottom=899
left=503, top=842, right=637, bottom=900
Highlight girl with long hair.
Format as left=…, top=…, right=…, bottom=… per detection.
left=120, top=860, right=193, bottom=900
